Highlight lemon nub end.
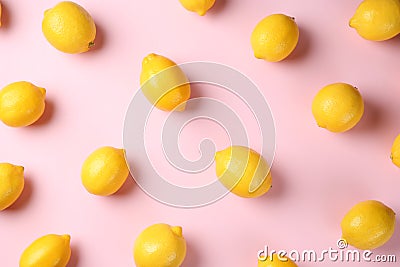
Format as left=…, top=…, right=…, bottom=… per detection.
left=88, top=41, right=95, bottom=49
left=171, top=226, right=183, bottom=237
left=62, top=234, right=71, bottom=243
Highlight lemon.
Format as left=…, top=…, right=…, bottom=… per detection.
left=133, top=223, right=187, bottom=267
left=42, top=1, right=96, bottom=54
left=179, top=0, right=216, bottom=16
left=341, top=200, right=396, bottom=250
left=390, top=134, right=400, bottom=167
left=20, top=234, right=71, bottom=267
left=349, top=0, right=400, bottom=41
left=0, top=163, right=24, bottom=211
left=140, top=53, right=191, bottom=112
left=215, top=146, right=272, bottom=198
left=81, top=146, right=129, bottom=196
left=312, top=83, right=364, bottom=133
left=259, top=256, right=298, bottom=267
left=251, top=14, right=299, bottom=62
left=0, top=81, right=46, bottom=127
left=0, top=3, right=2, bottom=27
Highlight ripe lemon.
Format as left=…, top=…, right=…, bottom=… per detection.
left=81, top=146, right=129, bottom=196
left=251, top=14, right=299, bottom=62
left=349, top=0, right=400, bottom=41
left=0, top=3, right=2, bottom=27
left=179, top=0, right=216, bottom=16
left=133, top=223, right=187, bottom=267
left=140, top=53, right=191, bottom=112
left=341, top=200, right=396, bottom=250
left=0, top=81, right=46, bottom=127
left=215, top=146, right=272, bottom=198
left=42, top=1, right=96, bottom=54
left=0, top=163, right=24, bottom=210
left=259, top=256, right=298, bottom=267
left=390, top=134, right=400, bottom=167
left=20, top=234, right=71, bottom=267
left=312, top=83, right=364, bottom=133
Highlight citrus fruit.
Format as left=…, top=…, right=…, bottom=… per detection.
left=42, top=1, right=96, bottom=53
left=215, top=146, right=272, bottom=198
left=179, top=0, right=216, bottom=16
left=391, top=134, right=400, bottom=167
left=0, top=81, right=46, bottom=127
left=81, top=146, right=129, bottom=196
left=349, top=0, right=400, bottom=41
left=312, top=83, right=364, bottom=133
left=251, top=14, right=299, bottom=62
left=133, top=223, right=187, bottom=267
left=140, top=53, right=191, bottom=111
left=0, top=163, right=24, bottom=210
left=20, top=234, right=71, bottom=267
left=341, top=200, right=396, bottom=250
left=258, top=255, right=298, bottom=267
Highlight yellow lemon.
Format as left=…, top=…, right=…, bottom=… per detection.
left=312, top=83, right=364, bottom=133
left=20, top=234, right=71, bottom=267
left=81, top=146, right=129, bottom=196
left=390, top=134, right=400, bottom=167
left=140, top=53, right=191, bottom=112
left=215, top=146, right=272, bottom=198
left=179, top=0, right=216, bottom=16
left=42, top=1, right=96, bottom=54
left=133, top=223, right=187, bottom=267
left=0, top=81, right=46, bottom=127
left=0, top=3, right=2, bottom=27
left=0, top=163, right=24, bottom=211
left=341, top=200, right=396, bottom=250
left=259, top=256, right=298, bottom=267
left=251, top=14, right=299, bottom=62
left=349, top=0, right=400, bottom=41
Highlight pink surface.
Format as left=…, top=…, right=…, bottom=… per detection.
left=0, top=0, right=400, bottom=266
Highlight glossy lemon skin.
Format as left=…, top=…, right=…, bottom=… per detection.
left=390, top=134, right=400, bottom=167
left=42, top=1, right=96, bottom=53
left=312, top=83, right=364, bottom=133
left=258, top=256, right=298, bottom=267
left=341, top=200, right=396, bottom=250
left=0, top=163, right=24, bottom=211
left=133, top=223, right=187, bottom=267
left=179, top=0, right=216, bottom=16
left=251, top=14, right=299, bottom=62
left=81, top=146, right=129, bottom=196
left=20, top=234, right=71, bottom=267
left=349, top=0, right=400, bottom=41
left=215, top=146, right=272, bottom=198
left=0, top=81, right=46, bottom=127
left=140, top=53, right=191, bottom=112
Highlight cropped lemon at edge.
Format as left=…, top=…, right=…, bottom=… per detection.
left=390, top=134, right=400, bottom=167
left=42, top=1, right=96, bottom=54
left=20, top=234, right=71, bottom=267
left=0, top=81, right=46, bottom=127
left=349, top=0, right=400, bottom=41
left=258, top=255, right=298, bottom=267
left=341, top=200, right=396, bottom=250
left=179, top=0, right=216, bottom=16
left=215, top=146, right=272, bottom=198
left=81, top=146, right=130, bottom=196
left=134, top=223, right=187, bottom=267
left=0, top=163, right=24, bottom=211
left=312, top=83, right=364, bottom=133
left=0, top=2, right=2, bottom=27
left=140, top=53, right=191, bottom=112
left=251, top=14, right=299, bottom=62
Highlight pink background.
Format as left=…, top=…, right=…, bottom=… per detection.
left=1, top=0, right=399, bottom=266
